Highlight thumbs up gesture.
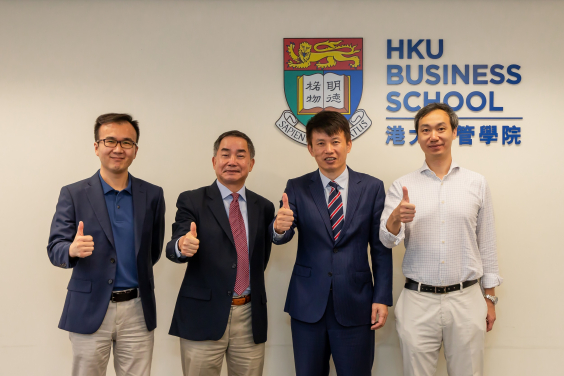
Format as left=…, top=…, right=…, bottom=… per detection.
left=274, top=193, right=294, bottom=234
left=394, top=187, right=416, bottom=223
left=69, top=221, right=94, bottom=258
left=179, top=222, right=199, bottom=257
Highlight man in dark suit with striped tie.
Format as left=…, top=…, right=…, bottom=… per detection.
left=271, top=111, right=393, bottom=376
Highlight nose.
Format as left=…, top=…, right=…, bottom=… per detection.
left=113, top=142, right=124, bottom=152
left=430, top=130, right=439, bottom=140
left=325, top=144, right=334, bottom=153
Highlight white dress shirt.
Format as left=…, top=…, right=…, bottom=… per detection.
left=176, top=180, right=251, bottom=296
left=273, top=167, right=349, bottom=240
left=379, top=161, right=503, bottom=288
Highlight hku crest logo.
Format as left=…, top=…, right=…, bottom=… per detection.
left=275, top=38, right=372, bottom=145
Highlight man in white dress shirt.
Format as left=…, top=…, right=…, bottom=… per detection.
left=379, top=103, right=502, bottom=376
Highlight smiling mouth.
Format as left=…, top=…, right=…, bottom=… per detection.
left=324, top=157, right=336, bottom=161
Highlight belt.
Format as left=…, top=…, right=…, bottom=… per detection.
left=232, top=294, right=251, bottom=306
left=404, top=278, right=478, bottom=294
left=111, top=288, right=138, bottom=303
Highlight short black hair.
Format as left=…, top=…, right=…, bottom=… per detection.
left=306, top=111, right=351, bottom=146
left=414, top=103, right=458, bottom=132
left=213, top=130, right=255, bottom=159
left=94, top=113, right=140, bottom=142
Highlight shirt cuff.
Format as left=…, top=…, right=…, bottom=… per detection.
left=175, top=238, right=186, bottom=259
left=272, top=223, right=285, bottom=240
left=379, top=222, right=405, bottom=248
left=481, top=273, right=503, bottom=288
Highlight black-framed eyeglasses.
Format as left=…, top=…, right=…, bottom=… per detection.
left=96, top=139, right=137, bottom=149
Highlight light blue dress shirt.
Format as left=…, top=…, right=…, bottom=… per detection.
left=176, top=180, right=251, bottom=296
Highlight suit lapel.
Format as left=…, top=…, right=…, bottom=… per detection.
left=246, top=189, right=259, bottom=259
left=131, top=176, right=146, bottom=258
left=335, top=168, right=364, bottom=247
left=85, top=173, right=115, bottom=249
left=207, top=182, right=235, bottom=247
left=309, top=171, right=333, bottom=239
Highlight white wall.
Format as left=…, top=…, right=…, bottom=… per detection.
left=1, top=1, right=563, bottom=375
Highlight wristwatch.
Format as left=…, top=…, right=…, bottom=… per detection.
left=484, top=294, right=498, bottom=305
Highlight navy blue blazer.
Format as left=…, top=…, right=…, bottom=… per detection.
left=47, top=172, right=165, bottom=334
left=166, top=182, right=275, bottom=344
left=271, top=167, right=393, bottom=326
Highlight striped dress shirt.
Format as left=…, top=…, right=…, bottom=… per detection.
left=379, top=161, right=503, bottom=288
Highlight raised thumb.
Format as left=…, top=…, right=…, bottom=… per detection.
left=77, top=221, right=84, bottom=236
left=402, top=186, right=410, bottom=203
left=282, top=193, right=290, bottom=209
left=190, top=222, right=197, bottom=237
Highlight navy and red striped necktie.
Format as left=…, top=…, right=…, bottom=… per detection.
left=327, top=181, right=344, bottom=242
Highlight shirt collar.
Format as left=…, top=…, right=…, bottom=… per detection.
left=215, top=180, right=246, bottom=201
left=419, top=160, right=460, bottom=176
left=98, top=171, right=132, bottom=194
left=319, top=166, right=349, bottom=189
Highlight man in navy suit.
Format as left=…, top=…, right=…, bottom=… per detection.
left=166, top=131, right=275, bottom=376
left=47, top=113, right=165, bottom=376
left=271, top=111, right=393, bottom=376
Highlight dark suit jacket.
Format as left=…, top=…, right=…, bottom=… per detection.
left=47, top=172, right=165, bottom=334
left=166, top=181, right=275, bottom=344
left=271, top=167, right=393, bottom=326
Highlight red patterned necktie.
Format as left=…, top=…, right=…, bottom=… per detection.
left=229, top=193, right=249, bottom=295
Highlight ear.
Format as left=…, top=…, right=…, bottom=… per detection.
left=452, top=127, right=458, bottom=140
left=346, top=139, right=352, bottom=153
left=133, top=145, right=138, bottom=158
left=94, top=141, right=100, bottom=156
left=248, top=158, right=255, bottom=172
left=212, top=156, right=216, bottom=168
left=307, top=143, right=314, bottom=157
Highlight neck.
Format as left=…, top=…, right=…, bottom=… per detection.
left=319, top=165, right=346, bottom=181
left=218, top=179, right=245, bottom=193
left=100, top=167, right=129, bottom=191
left=425, top=154, right=452, bottom=180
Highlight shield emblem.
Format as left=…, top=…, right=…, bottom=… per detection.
left=276, top=38, right=371, bottom=144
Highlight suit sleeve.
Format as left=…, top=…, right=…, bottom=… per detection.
left=369, top=180, right=394, bottom=306
left=269, top=179, right=298, bottom=245
left=165, top=192, right=196, bottom=264
left=151, top=187, right=166, bottom=265
left=263, top=201, right=275, bottom=270
left=47, top=186, right=79, bottom=269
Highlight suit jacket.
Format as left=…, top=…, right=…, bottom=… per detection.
left=271, top=167, right=393, bottom=326
left=47, top=172, right=165, bottom=334
left=166, top=181, right=275, bottom=344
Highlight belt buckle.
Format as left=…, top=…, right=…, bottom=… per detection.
left=435, top=286, right=446, bottom=294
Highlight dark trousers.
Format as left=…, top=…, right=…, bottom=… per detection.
left=291, top=292, right=375, bottom=376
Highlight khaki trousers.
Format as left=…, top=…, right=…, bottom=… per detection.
left=395, top=283, right=487, bottom=376
left=180, top=302, right=265, bottom=376
left=69, top=297, right=154, bottom=376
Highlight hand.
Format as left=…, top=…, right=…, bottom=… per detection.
left=394, top=187, right=416, bottom=223
left=386, top=186, right=416, bottom=235
left=179, top=222, right=199, bottom=257
left=274, top=193, right=294, bottom=234
left=486, top=300, right=496, bottom=332
left=371, top=303, right=388, bottom=330
left=69, top=221, right=94, bottom=258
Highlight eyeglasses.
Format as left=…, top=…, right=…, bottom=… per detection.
left=96, top=139, right=137, bottom=149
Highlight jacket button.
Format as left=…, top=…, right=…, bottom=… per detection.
left=227, top=291, right=232, bottom=295
left=333, top=248, right=338, bottom=253
left=328, top=272, right=333, bottom=277
left=110, top=258, right=115, bottom=264
left=232, top=263, right=237, bottom=269
left=108, top=279, right=113, bottom=285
